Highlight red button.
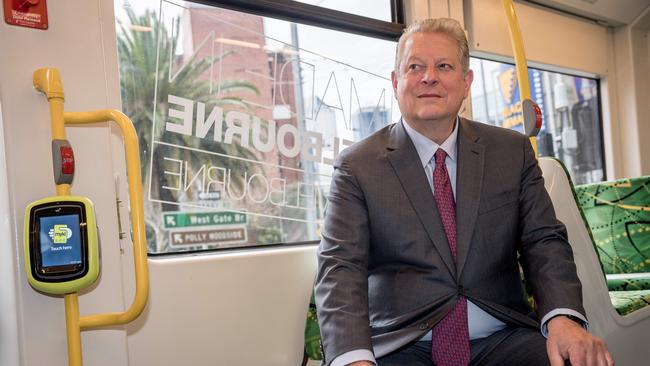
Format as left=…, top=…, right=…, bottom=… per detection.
left=534, top=104, right=543, bottom=129
left=60, top=146, right=75, bottom=175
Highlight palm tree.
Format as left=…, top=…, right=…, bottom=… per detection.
left=117, top=8, right=263, bottom=252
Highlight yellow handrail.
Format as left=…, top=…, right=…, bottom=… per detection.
left=34, top=68, right=83, bottom=366
left=501, top=0, right=539, bottom=157
left=64, top=293, right=82, bottom=366
left=33, top=67, right=149, bottom=366
left=65, top=109, right=149, bottom=329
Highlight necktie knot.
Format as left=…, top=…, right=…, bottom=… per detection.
left=434, top=148, right=447, bottom=168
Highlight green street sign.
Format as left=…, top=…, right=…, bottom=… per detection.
left=169, top=227, right=247, bottom=246
left=163, top=211, right=247, bottom=229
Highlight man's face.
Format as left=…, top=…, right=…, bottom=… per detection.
left=391, top=32, right=473, bottom=127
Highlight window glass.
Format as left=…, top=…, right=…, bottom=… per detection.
left=115, top=0, right=397, bottom=253
left=293, top=0, right=393, bottom=22
left=470, top=58, right=605, bottom=185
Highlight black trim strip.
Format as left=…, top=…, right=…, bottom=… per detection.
left=192, top=0, right=405, bottom=41
left=391, top=0, right=405, bottom=24
left=595, top=78, right=608, bottom=181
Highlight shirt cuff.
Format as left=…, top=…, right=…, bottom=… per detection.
left=330, top=349, right=376, bottom=366
left=540, top=308, right=589, bottom=337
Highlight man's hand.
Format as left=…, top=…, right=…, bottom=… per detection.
left=346, top=362, right=374, bottom=366
left=546, top=315, right=614, bottom=366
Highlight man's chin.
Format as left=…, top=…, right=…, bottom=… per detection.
left=413, top=112, right=454, bottom=124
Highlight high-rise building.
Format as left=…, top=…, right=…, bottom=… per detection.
left=352, top=106, right=389, bottom=141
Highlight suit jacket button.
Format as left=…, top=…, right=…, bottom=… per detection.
left=419, top=322, right=429, bottom=330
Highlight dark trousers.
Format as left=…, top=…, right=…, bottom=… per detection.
left=376, top=327, right=567, bottom=366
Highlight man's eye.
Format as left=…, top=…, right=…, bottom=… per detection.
left=438, top=63, right=453, bottom=70
left=408, top=64, right=422, bottom=71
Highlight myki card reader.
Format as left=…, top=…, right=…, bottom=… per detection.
left=24, top=196, right=99, bottom=295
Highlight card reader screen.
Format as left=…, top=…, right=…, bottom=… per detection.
left=39, top=214, right=82, bottom=268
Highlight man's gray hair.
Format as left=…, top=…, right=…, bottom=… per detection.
left=394, top=18, right=470, bottom=75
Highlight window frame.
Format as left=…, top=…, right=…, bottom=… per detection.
left=191, top=0, right=405, bottom=41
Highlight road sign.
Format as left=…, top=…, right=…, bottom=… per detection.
left=162, top=211, right=247, bottom=229
left=169, top=227, right=247, bottom=246
left=198, top=191, right=221, bottom=200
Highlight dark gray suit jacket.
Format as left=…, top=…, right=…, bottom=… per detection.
left=314, top=118, right=584, bottom=364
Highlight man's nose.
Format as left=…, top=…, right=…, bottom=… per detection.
left=421, top=67, right=438, bottom=85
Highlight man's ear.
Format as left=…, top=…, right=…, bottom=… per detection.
left=391, top=70, right=398, bottom=95
left=463, top=69, right=474, bottom=98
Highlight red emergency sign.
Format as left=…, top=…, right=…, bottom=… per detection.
left=3, top=0, right=48, bottom=30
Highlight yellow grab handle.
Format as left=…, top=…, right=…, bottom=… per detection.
left=33, top=68, right=65, bottom=100
left=64, top=110, right=149, bottom=328
left=64, top=294, right=82, bottom=366
left=501, top=0, right=539, bottom=157
left=33, top=67, right=149, bottom=365
left=33, top=68, right=71, bottom=191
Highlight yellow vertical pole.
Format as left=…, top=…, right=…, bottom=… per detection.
left=64, top=294, right=82, bottom=366
left=49, top=97, right=73, bottom=197
left=33, top=68, right=83, bottom=366
left=34, top=68, right=149, bottom=365
left=502, top=0, right=539, bottom=157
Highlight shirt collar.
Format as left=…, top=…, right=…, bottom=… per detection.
left=402, top=117, right=459, bottom=168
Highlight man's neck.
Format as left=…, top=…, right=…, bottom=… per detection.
left=404, top=116, right=457, bottom=145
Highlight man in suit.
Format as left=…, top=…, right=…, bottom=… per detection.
left=314, top=18, right=613, bottom=366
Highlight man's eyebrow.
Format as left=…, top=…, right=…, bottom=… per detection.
left=405, top=56, right=426, bottom=64
left=434, top=56, right=454, bottom=63
left=405, top=56, right=455, bottom=65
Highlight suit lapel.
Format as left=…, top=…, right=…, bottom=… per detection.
left=455, top=118, right=485, bottom=277
left=386, top=121, right=456, bottom=278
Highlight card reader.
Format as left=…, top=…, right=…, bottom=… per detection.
left=24, top=196, right=99, bottom=294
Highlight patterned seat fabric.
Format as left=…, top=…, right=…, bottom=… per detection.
left=574, top=176, right=650, bottom=315
left=608, top=290, right=650, bottom=315
left=606, top=277, right=650, bottom=292
left=304, top=293, right=323, bottom=361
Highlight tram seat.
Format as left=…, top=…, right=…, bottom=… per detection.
left=540, top=157, right=650, bottom=365
left=125, top=246, right=318, bottom=366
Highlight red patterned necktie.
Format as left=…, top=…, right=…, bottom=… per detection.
left=430, top=148, right=471, bottom=366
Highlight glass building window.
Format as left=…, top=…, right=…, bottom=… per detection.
left=470, top=57, right=605, bottom=185
left=115, top=0, right=398, bottom=253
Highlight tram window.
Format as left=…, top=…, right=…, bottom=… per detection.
left=470, top=58, right=605, bottom=185
left=115, top=0, right=398, bottom=254
left=293, top=0, right=393, bottom=22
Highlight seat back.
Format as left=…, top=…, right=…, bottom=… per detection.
left=125, top=245, right=318, bottom=366
left=539, top=158, right=613, bottom=333
left=541, top=158, right=650, bottom=365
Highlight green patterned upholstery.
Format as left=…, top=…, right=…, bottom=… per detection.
left=304, top=293, right=323, bottom=361
left=574, top=176, right=650, bottom=315
left=608, top=290, right=650, bottom=315
left=605, top=276, right=650, bottom=292
left=574, top=177, right=650, bottom=274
